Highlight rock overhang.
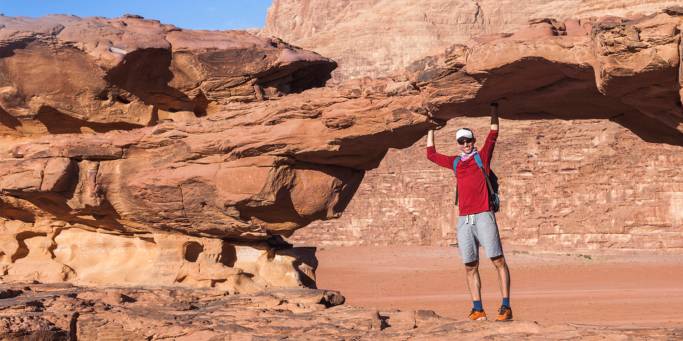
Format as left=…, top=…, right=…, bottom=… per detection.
left=419, top=11, right=683, bottom=144
left=0, top=10, right=682, bottom=290
left=1, top=11, right=683, bottom=240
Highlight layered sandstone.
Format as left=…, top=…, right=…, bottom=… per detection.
left=294, top=118, right=683, bottom=251
left=1, top=10, right=683, bottom=292
left=0, top=15, right=435, bottom=292
left=287, top=9, right=683, bottom=250
left=264, top=0, right=683, bottom=81
left=1, top=283, right=681, bottom=339
left=0, top=15, right=335, bottom=133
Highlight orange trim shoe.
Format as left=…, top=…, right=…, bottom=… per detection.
left=468, top=309, right=487, bottom=321
left=496, top=305, right=513, bottom=321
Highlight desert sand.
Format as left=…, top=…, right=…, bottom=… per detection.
left=315, top=245, right=683, bottom=327
left=3, top=246, right=680, bottom=339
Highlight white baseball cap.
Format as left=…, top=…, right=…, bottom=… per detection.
left=455, top=128, right=474, bottom=140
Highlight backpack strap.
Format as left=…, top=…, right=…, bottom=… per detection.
left=472, top=152, right=496, bottom=201
left=452, top=156, right=462, bottom=172
left=473, top=153, right=484, bottom=170
left=453, top=156, right=461, bottom=205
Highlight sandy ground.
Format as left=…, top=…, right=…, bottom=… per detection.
left=311, top=246, right=683, bottom=327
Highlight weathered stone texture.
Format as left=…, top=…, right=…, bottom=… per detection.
left=3, top=10, right=683, bottom=293
left=0, top=15, right=436, bottom=292
left=264, top=0, right=683, bottom=81
left=293, top=118, right=683, bottom=251
left=266, top=2, right=683, bottom=252
left=1, top=283, right=681, bottom=340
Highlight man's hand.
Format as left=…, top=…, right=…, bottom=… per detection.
left=431, top=117, right=447, bottom=130
left=490, top=102, right=499, bottom=131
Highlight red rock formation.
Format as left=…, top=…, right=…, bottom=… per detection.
left=291, top=10, right=683, bottom=251
left=0, top=282, right=680, bottom=339
left=0, top=15, right=335, bottom=134
left=294, top=118, right=683, bottom=251
left=264, top=0, right=683, bottom=81
left=1, top=9, right=683, bottom=292
left=0, top=15, right=435, bottom=291
left=416, top=13, right=683, bottom=136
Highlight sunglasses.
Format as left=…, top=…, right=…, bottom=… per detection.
left=457, top=138, right=473, bottom=145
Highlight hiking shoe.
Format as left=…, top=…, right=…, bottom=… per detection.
left=496, top=305, right=513, bottom=321
left=468, top=309, right=487, bottom=321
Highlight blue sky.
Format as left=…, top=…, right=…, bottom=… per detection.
left=0, top=0, right=274, bottom=30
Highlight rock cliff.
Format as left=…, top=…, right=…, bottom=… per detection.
left=0, top=15, right=436, bottom=292
left=264, top=0, right=683, bottom=81
left=294, top=118, right=683, bottom=251
left=1, top=8, right=683, bottom=293
left=265, top=5, right=683, bottom=251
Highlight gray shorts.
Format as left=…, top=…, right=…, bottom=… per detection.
left=456, top=211, right=503, bottom=264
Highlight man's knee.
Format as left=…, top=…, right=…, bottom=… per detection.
left=490, top=255, right=506, bottom=268
left=465, top=260, right=479, bottom=272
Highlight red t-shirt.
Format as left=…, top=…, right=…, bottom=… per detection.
left=426, top=130, right=498, bottom=216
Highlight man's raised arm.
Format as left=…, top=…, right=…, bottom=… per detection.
left=427, top=130, right=435, bottom=147
left=490, top=102, right=499, bottom=131
left=426, top=129, right=455, bottom=169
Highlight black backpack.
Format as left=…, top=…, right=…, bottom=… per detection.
left=453, top=152, right=500, bottom=212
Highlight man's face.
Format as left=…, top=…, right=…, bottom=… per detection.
left=458, top=137, right=475, bottom=154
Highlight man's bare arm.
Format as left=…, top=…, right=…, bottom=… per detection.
left=490, top=102, right=499, bottom=131
left=427, top=130, right=435, bottom=147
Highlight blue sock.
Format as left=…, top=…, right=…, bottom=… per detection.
left=502, top=297, right=510, bottom=307
left=473, top=300, right=483, bottom=311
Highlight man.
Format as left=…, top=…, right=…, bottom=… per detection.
left=426, top=103, right=511, bottom=321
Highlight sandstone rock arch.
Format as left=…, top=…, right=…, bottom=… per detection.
left=0, top=10, right=682, bottom=291
left=419, top=13, right=683, bottom=144
left=292, top=10, right=683, bottom=251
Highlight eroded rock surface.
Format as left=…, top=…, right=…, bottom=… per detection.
left=0, top=15, right=335, bottom=134
left=295, top=118, right=683, bottom=251
left=289, top=9, right=683, bottom=251
left=1, top=10, right=683, bottom=292
left=0, top=283, right=681, bottom=340
left=0, top=15, right=434, bottom=291
left=264, top=0, right=683, bottom=81
left=420, top=11, right=683, bottom=138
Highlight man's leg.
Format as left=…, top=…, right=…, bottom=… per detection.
left=465, top=260, right=487, bottom=320
left=476, top=211, right=513, bottom=321
left=491, top=255, right=512, bottom=320
left=491, top=255, right=510, bottom=303
left=457, top=216, right=486, bottom=320
left=465, top=260, right=481, bottom=302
